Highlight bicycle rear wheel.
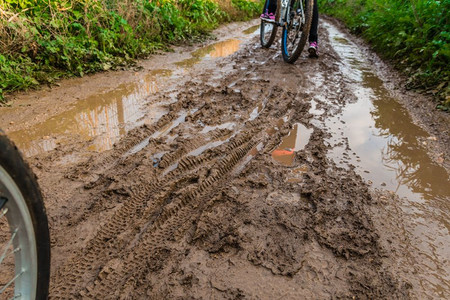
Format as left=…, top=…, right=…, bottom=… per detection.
left=281, top=0, right=314, bottom=63
left=0, top=131, right=50, bottom=299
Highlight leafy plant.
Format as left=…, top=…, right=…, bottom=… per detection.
left=319, top=0, right=450, bottom=109
left=0, top=0, right=263, bottom=102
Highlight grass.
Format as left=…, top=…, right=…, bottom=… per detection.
left=0, top=0, right=263, bottom=102
left=318, top=0, right=450, bottom=110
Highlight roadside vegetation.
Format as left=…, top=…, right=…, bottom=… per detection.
left=319, top=0, right=450, bottom=110
left=0, top=0, right=262, bottom=102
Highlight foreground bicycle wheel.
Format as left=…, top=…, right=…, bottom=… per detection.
left=0, top=131, right=50, bottom=299
left=281, top=0, right=314, bottom=63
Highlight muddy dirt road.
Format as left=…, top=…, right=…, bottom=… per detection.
left=1, top=18, right=449, bottom=299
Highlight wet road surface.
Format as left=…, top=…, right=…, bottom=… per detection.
left=1, top=18, right=448, bottom=299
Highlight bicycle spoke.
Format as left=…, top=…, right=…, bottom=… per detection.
left=0, top=207, right=8, bottom=220
left=0, top=229, right=17, bottom=266
left=0, top=271, right=23, bottom=294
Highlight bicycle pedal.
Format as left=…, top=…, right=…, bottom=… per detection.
left=260, top=17, right=277, bottom=24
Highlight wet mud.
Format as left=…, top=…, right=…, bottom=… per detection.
left=0, top=18, right=448, bottom=299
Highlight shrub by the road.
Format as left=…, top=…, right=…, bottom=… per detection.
left=0, top=0, right=263, bottom=102
left=319, top=0, right=449, bottom=109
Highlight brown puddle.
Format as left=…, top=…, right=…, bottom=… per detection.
left=325, top=22, right=450, bottom=298
left=243, top=25, right=260, bottom=35
left=175, top=39, right=241, bottom=68
left=8, top=69, right=172, bottom=157
left=272, top=123, right=312, bottom=166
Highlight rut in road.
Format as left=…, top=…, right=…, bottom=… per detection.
left=50, top=54, right=299, bottom=298
left=48, top=23, right=411, bottom=299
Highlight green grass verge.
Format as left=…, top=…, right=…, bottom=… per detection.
left=0, top=0, right=263, bottom=102
left=319, top=0, right=450, bottom=110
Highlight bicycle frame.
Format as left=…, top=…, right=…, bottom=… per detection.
left=263, top=0, right=306, bottom=28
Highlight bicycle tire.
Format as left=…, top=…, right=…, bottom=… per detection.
left=260, top=1, right=277, bottom=49
left=260, top=19, right=278, bottom=48
left=281, top=0, right=314, bottom=63
left=0, top=131, right=50, bottom=299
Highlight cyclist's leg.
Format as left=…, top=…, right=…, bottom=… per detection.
left=309, top=0, right=319, bottom=43
left=261, top=0, right=277, bottom=18
left=268, top=0, right=277, bottom=14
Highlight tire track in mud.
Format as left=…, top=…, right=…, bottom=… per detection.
left=50, top=55, right=292, bottom=298
left=51, top=126, right=268, bottom=298
left=85, top=135, right=262, bottom=299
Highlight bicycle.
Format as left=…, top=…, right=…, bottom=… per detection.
left=0, top=130, right=50, bottom=299
left=260, top=0, right=314, bottom=63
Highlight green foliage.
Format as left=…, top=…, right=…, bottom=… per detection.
left=231, top=0, right=263, bottom=20
left=0, top=0, right=262, bottom=102
left=319, top=0, right=450, bottom=108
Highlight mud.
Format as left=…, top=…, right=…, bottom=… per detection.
left=0, top=18, right=448, bottom=299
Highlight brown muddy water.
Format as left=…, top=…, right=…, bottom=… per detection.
left=319, top=22, right=449, bottom=298
left=8, top=69, right=171, bottom=157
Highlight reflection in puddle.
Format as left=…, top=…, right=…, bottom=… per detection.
left=249, top=104, right=264, bottom=121
left=309, top=99, right=325, bottom=115
left=272, top=123, right=312, bottom=166
left=201, top=122, right=236, bottom=134
left=243, top=25, right=260, bottom=35
left=325, top=22, right=450, bottom=298
left=175, top=39, right=241, bottom=68
left=333, top=36, right=350, bottom=45
left=9, top=69, right=172, bottom=157
left=188, top=139, right=227, bottom=157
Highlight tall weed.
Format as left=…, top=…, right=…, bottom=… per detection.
left=319, top=0, right=450, bottom=108
left=0, top=0, right=263, bottom=102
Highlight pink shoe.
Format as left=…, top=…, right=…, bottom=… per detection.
left=308, top=42, right=319, bottom=58
left=260, top=10, right=275, bottom=21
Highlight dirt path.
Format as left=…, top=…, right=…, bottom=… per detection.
left=1, top=19, right=449, bottom=299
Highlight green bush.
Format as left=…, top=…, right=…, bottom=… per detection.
left=319, top=0, right=450, bottom=108
left=231, top=0, right=263, bottom=20
left=0, top=0, right=262, bottom=102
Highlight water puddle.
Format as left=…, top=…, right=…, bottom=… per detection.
left=324, top=22, right=450, bottom=297
left=309, top=99, right=325, bottom=116
left=243, top=25, right=260, bottom=35
left=187, top=139, right=228, bottom=157
left=272, top=123, right=313, bottom=166
left=125, top=109, right=195, bottom=157
left=249, top=103, right=264, bottom=121
left=175, top=39, right=241, bottom=68
left=8, top=69, right=172, bottom=157
left=200, top=122, right=236, bottom=134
